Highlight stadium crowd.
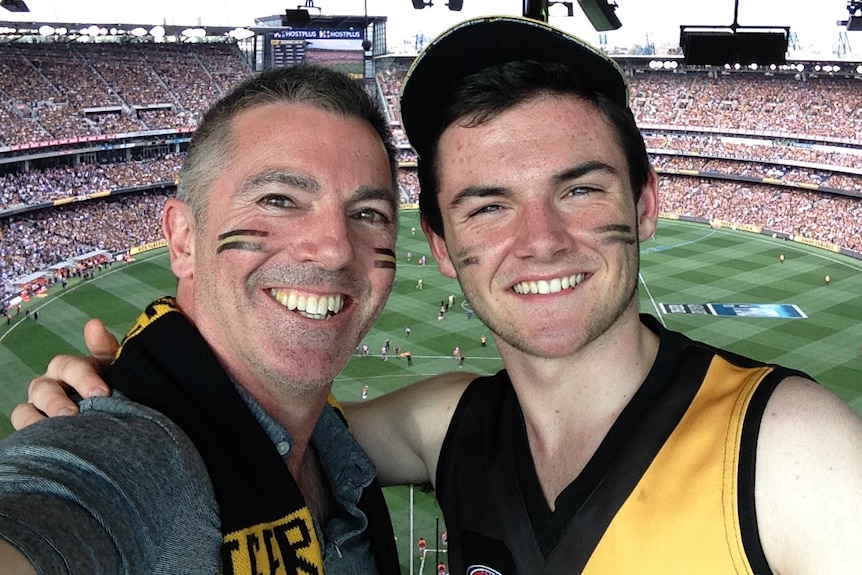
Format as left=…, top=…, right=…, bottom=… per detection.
left=0, top=42, right=250, bottom=146
left=0, top=155, right=182, bottom=209
left=658, top=177, right=862, bottom=253
left=2, top=47, right=861, bottom=288
left=1, top=190, right=168, bottom=285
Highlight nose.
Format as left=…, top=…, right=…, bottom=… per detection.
left=296, top=211, right=355, bottom=270
left=514, top=200, right=572, bottom=261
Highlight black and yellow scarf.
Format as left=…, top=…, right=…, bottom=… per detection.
left=106, top=296, right=399, bottom=575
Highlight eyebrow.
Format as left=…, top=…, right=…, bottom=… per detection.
left=551, top=160, right=620, bottom=186
left=448, top=185, right=509, bottom=209
left=353, top=184, right=399, bottom=214
left=240, top=170, right=320, bottom=195
left=240, top=169, right=396, bottom=213
left=447, top=160, right=621, bottom=209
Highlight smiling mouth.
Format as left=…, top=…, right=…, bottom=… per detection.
left=512, top=273, right=586, bottom=295
left=269, top=288, right=345, bottom=320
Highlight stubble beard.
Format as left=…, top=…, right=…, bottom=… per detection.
left=458, top=246, right=641, bottom=360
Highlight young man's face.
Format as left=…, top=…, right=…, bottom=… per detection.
left=175, top=102, right=397, bottom=394
left=425, top=93, right=657, bottom=360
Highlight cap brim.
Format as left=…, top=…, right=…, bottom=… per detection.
left=399, top=16, right=629, bottom=158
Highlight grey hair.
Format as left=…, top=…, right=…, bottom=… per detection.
left=177, top=65, right=398, bottom=224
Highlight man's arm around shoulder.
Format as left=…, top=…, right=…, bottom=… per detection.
left=344, top=371, right=475, bottom=487
left=756, top=375, right=862, bottom=574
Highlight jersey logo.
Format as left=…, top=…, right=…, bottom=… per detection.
left=467, top=566, right=503, bottom=575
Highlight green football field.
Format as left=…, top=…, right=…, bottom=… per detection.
left=1, top=209, right=861, bottom=572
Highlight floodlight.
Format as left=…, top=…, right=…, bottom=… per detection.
left=840, top=1, right=862, bottom=30
left=228, top=27, right=255, bottom=40
left=0, top=0, right=29, bottom=12
left=576, top=0, right=621, bottom=31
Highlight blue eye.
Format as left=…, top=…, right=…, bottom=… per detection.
left=468, top=204, right=503, bottom=217
left=565, top=185, right=596, bottom=197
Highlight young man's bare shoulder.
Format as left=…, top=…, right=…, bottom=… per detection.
left=756, top=375, right=862, bottom=573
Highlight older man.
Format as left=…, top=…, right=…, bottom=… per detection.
left=0, top=66, right=400, bottom=574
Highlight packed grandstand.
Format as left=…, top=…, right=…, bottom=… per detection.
left=2, top=38, right=861, bottom=306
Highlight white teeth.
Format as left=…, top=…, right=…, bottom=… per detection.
left=513, top=273, right=584, bottom=295
left=269, top=289, right=344, bottom=320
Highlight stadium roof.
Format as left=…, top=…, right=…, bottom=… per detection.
left=0, top=14, right=387, bottom=43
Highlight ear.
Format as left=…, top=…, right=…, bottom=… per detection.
left=420, top=216, right=457, bottom=279
left=163, top=198, right=195, bottom=279
left=636, top=168, right=659, bottom=242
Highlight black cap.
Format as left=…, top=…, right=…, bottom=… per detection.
left=399, top=16, right=629, bottom=158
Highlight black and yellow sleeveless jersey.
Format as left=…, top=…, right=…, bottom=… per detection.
left=436, top=314, right=807, bottom=574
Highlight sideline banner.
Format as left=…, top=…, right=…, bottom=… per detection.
left=129, top=239, right=168, bottom=256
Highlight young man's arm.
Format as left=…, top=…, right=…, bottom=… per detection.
left=343, top=371, right=475, bottom=487
left=756, top=375, right=862, bottom=573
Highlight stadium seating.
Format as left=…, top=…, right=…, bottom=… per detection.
left=2, top=44, right=861, bottom=289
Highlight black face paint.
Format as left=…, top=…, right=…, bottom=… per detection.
left=216, top=229, right=269, bottom=254
left=374, top=248, right=397, bottom=269
left=597, top=223, right=637, bottom=245
left=458, top=255, right=480, bottom=268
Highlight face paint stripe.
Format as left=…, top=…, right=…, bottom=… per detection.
left=596, top=224, right=637, bottom=245
left=374, top=248, right=397, bottom=269
left=216, top=241, right=265, bottom=254
left=216, top=229, right=270, bottom=241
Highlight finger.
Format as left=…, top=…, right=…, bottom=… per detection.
left=27, top=376, right=83, bottom=417
left=9, top=403, right=49, bottom=431
left=42, top=354, right=110, bottom=399
left=82, top=318, right=120, bottom=365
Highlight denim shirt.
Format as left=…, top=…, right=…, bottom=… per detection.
left=0, top=389, right=382, bottom=574
left=239, top=389, right=382, bottom=575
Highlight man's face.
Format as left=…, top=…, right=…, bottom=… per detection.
left=177, top=102, right=396, bottom=395
left=425, top=94, right=657, bottom=360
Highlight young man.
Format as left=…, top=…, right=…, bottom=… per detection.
left=381, top=16, right=862, bottom=573
left=0, top=66, right=400, bottom=574
left=15, top=16, right=862, bottom=575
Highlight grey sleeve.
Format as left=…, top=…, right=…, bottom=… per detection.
left=0, top=398, right=221, bottom=574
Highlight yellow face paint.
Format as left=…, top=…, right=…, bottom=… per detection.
left=374, top=248, right=396, bottom=269
left=216, top=229, right=269, bottom=254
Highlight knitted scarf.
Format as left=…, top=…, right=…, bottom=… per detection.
left=106, top=296, right=399, bottom=575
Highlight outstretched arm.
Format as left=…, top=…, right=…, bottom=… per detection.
left=344, top=371, right=475, bottom=487
left=10, top=319, right=117, bottom=430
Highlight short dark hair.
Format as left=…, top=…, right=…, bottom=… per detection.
left=178, top=65, right=398, bottom=224
left=417, top=60, right=650, bottom=237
